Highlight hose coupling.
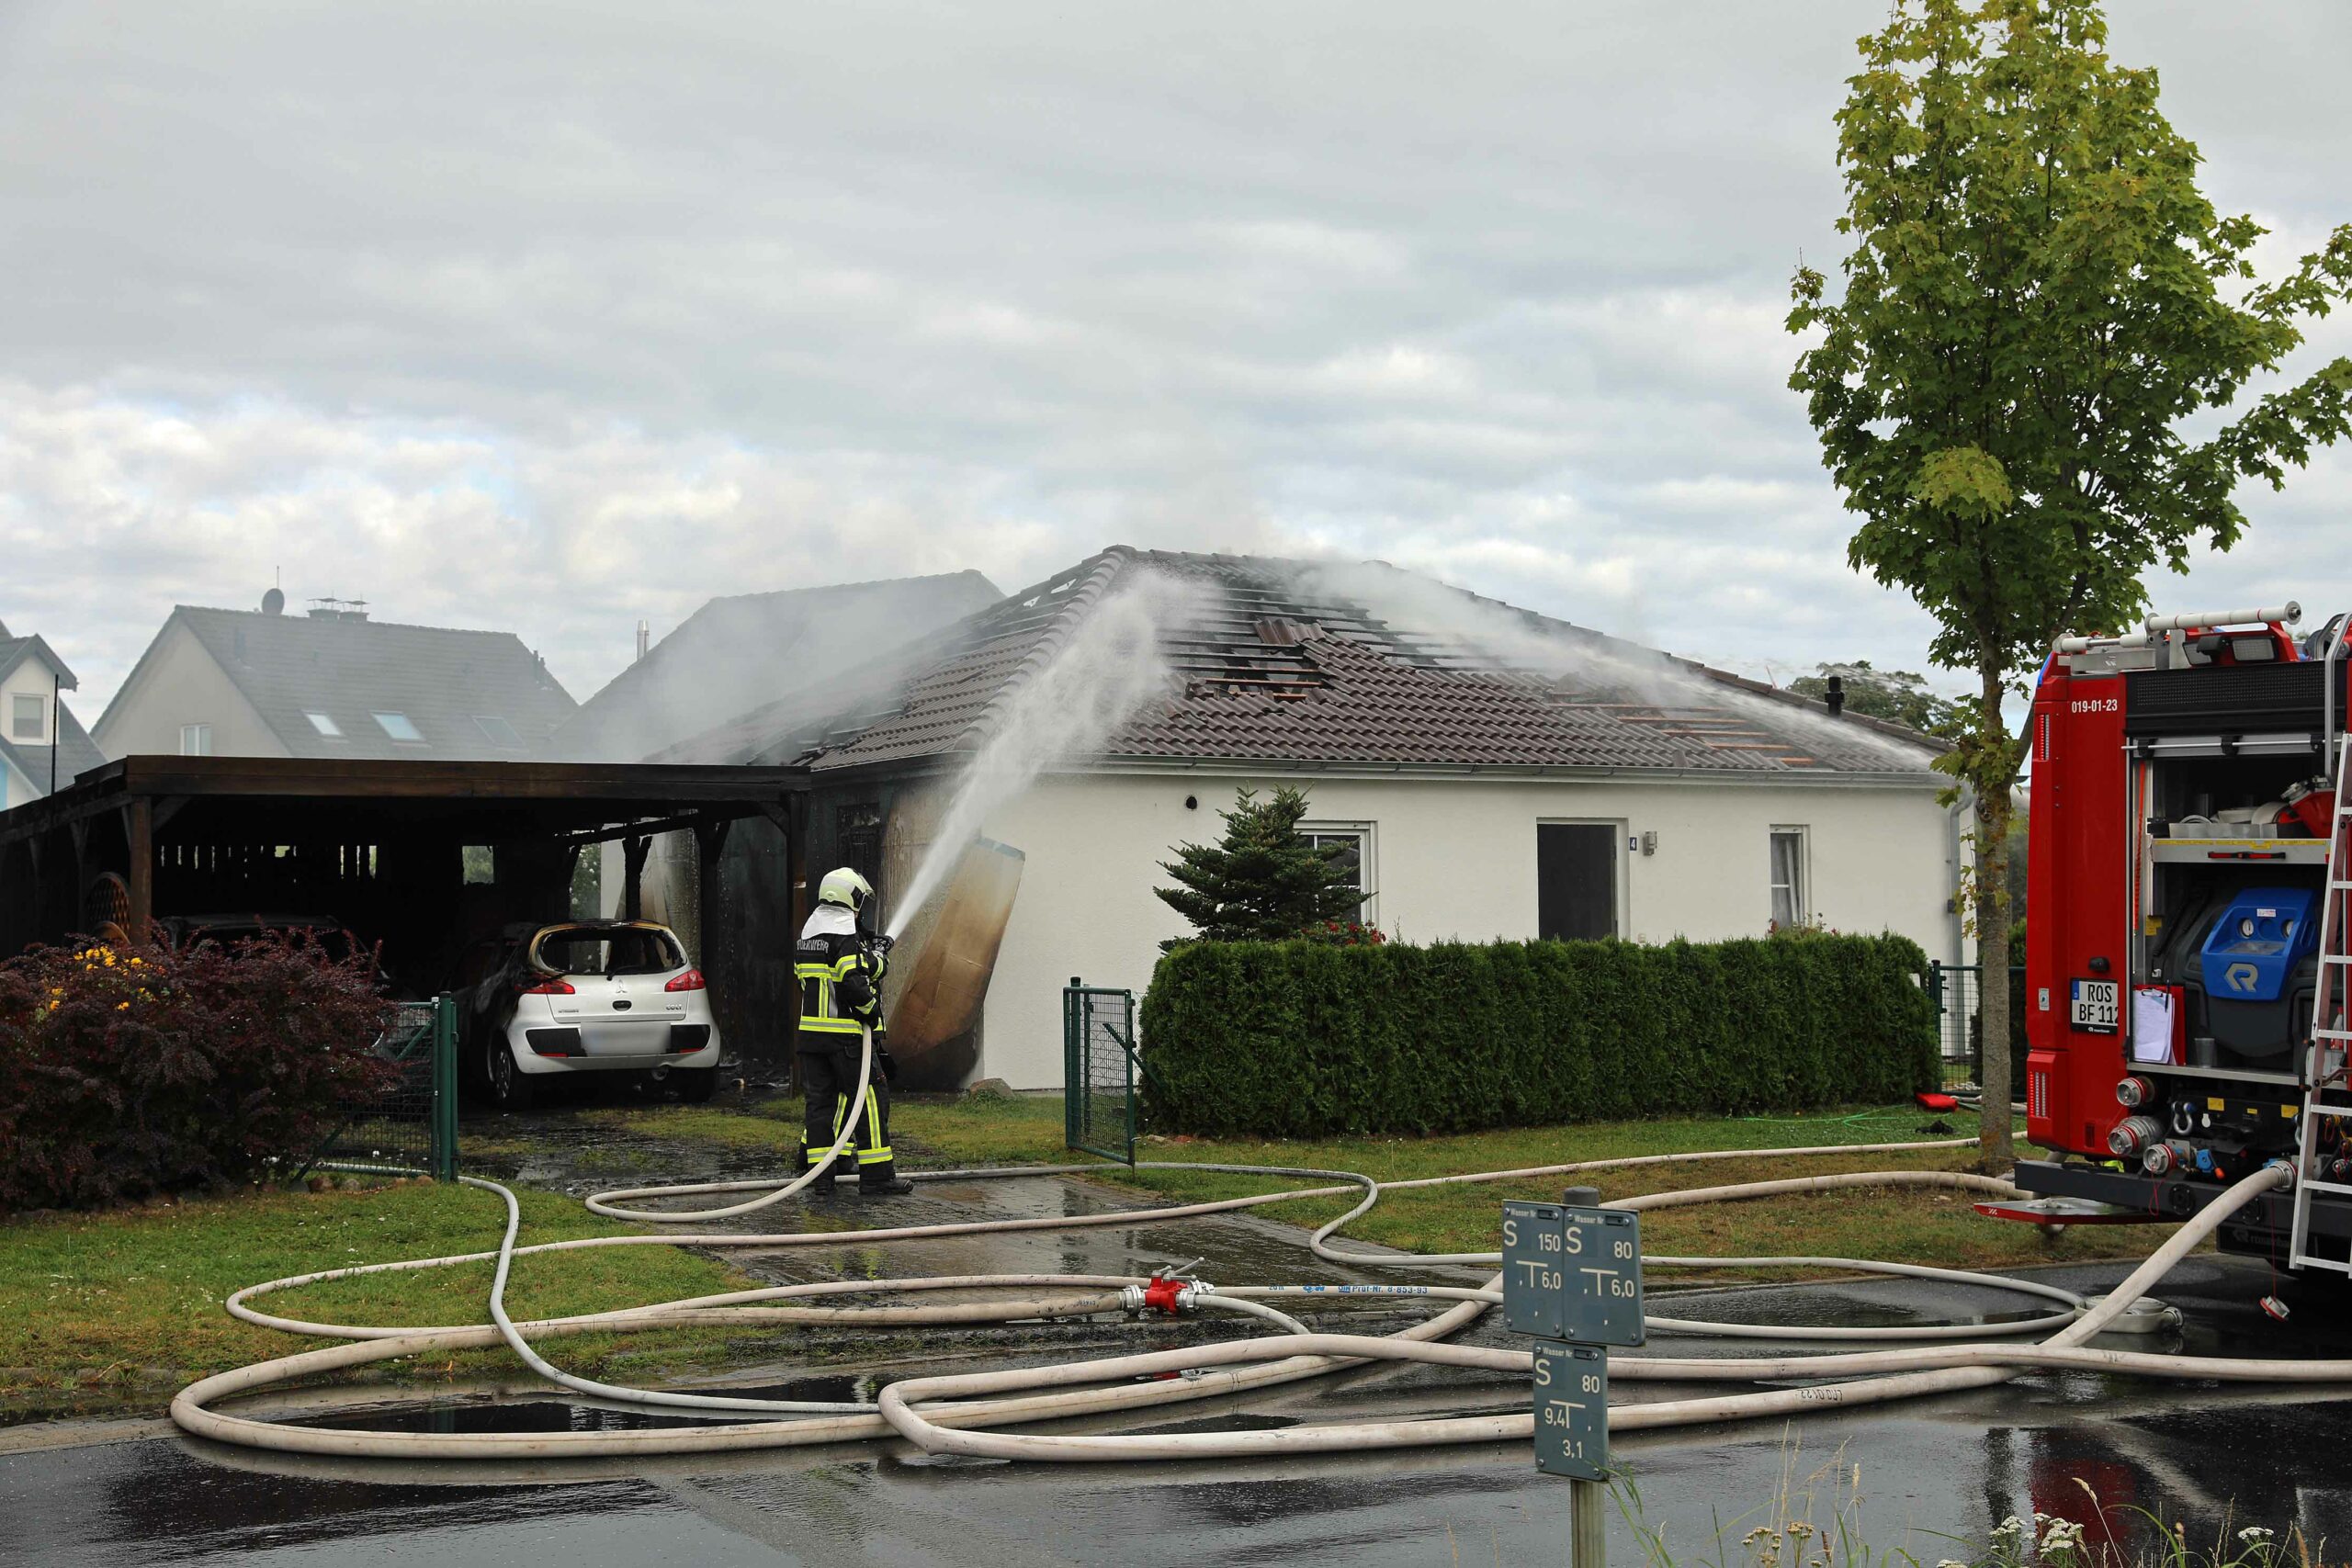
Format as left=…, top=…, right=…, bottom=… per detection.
left=1121, top=1275, right=1217, bottom=1315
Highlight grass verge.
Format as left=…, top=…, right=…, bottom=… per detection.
left=0, top=1177, right=753, bottom=1411
left=566, top=1094, right=2163, bottom=1277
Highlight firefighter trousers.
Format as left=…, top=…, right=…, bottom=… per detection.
left=797, top=1046, right=896, bottom=1187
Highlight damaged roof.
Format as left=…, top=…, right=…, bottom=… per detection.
left=103, top=605, right=577, bottom=760
left=548, top=571, right=1001, bottom=761
left=662, top=547, right=1947, bottom=780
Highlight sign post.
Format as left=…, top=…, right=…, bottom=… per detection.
left=1503, top=1185, right=1644, bottom=1568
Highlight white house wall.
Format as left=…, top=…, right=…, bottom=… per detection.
left=971, top=770, right=1965, bottom=1090
left=93, top=619, right=286, bottom=760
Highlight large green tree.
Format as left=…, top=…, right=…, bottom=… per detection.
left=1789, top=0, right=2352, bottom=1168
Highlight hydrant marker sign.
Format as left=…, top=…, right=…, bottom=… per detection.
left=1531, top=1340, right=1609, bottom=1481
left=1504, top=1203, right=1645, bottom=1348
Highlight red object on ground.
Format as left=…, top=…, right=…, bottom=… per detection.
left=1140, top=1276, right=1186, bottom=1314
left=1916, top=1091, right=1959, bottom=1112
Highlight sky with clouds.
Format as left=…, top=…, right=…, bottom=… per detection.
left=5, top=1, right=2349, bottom=719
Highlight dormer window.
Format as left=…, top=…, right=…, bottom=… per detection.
left=9, top=694, right=44, bottom=742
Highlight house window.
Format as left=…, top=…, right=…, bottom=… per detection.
left=180, top=724, right=213, bottom=757
left=473, top=715, right=522, bottom=748
left=373, top=711, right=424, bottom=743
left=1298, top=821, right=1375, bottom=924
left=1770, top=827, right=1809, bottom=931
left=10, top=693, right=45, bottom=741
left=306, top=712, right=344, bottom=738
left=1537, top=821, right=1621, bottom=942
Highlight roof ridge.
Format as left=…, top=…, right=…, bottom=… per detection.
left=175, top=604, right=532, bottom=641
left=944, top=549, right=1132, bottom=757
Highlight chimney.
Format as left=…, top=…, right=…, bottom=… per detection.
left=636, top=620, right=650, bottom=662
left=1825, top=675, right=1846, bottom=717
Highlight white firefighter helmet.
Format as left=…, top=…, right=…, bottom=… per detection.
left=817, top=866, right=874, bottom=912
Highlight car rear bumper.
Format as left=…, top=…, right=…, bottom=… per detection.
left=506, top=1019, right=720, bottom=1074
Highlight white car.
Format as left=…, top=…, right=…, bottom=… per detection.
left=469, top=919, right=721, bottom=1110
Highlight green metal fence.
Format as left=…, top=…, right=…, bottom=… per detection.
left=1064, top=978, right=1138, bottom=1165
left=1925, top=962, right=2027, bottom=1082
left=302, top=995, right=460, bottom=1180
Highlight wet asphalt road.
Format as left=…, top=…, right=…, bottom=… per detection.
left=9, top=1134, right=2352, bottom=1565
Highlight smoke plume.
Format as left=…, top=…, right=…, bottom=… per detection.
left=887, top=569, right=1207, bottom=936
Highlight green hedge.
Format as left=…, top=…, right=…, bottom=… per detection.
left=1137, top=934, right=1939, bottom=1138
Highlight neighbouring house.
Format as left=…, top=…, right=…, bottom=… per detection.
left=0, top=620, right=105, bottom=807
left=664, top=547, right=1969, bottom=1090
left=548, top=571, right=1001, bottom=963
left=93, top=592, right=577, bottom=761
left=547, top=571, right=1002, bottom=763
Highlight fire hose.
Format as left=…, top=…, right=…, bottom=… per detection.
left=172, top=1029, right=2330, bottom=1463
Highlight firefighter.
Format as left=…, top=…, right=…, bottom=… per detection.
left=794, top=867, right=913, bottom=1196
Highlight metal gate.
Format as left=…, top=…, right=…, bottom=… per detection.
left=1064, top=979, right=1138, bottom=1165
left=1926, top=963, right=2027, bottom=1081
left=304, top=995, right=460, bottom=1181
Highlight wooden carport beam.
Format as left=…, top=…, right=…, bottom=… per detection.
left=125, top=795, right=153, bottom=943
left=694, top=817, right=732, bottom=969
left=620, top=835, right=651, bottom=922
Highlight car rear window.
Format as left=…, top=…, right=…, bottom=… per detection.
left=534, top=926, right=683, bottom=977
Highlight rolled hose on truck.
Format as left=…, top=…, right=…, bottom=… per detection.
left=174, top=1028, right=2337, bottom=1462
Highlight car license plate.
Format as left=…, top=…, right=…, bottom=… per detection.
left=2070, top=979, right=2120, bottom=1034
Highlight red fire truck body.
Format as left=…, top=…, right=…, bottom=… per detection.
left=2014, top=604, right=2352, bottom=1267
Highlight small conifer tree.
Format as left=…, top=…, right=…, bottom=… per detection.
left=1156, top=785, right=1365, bottom=946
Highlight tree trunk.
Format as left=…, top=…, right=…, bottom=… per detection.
left=1974, top=660, right=2017, bottom=1172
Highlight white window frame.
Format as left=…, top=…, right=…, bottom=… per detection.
left=10, top=693, right=46, bottom=742
left=372, top=711, right=424, bottom=743
left=179, top=723, right=213, bottom=757
left=1297, top=819, right=1377, bottom=928
left=1535, top=816, right=1630, bottom=941
left=1769, top=825, right=1811, bottom=931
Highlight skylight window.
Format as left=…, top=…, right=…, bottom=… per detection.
left=472, top=715, right=522, bottom=748
left=373, top=712, right=424, bottom=743
left=306, top=712, right=344, bottom=738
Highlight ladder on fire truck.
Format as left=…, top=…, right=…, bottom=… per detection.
left=2290, top=727, right=2352, bottom=1273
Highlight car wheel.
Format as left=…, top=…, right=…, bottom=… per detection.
left=487, top=1036, right=537, bottom=1112
left=672, top=1066, right=718, bottom=1104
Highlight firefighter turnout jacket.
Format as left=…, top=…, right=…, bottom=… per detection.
left=794, top=903, right=886, bottom=1048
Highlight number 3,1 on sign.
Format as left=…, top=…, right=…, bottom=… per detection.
left=1532, top=1340, right=1610, bottom=1480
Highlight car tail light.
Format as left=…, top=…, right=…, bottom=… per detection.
left=665, top=968, right=707, bottom=993
left=517, top=976, right=575, bottom=995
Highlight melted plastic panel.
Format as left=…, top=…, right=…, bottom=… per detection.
left=886, top=837, right=1025, bottom=1089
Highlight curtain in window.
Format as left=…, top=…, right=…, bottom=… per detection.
left=1770, top=831, right=1804, bottom=929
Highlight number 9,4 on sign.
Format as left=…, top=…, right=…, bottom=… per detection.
left=1531, top=1340, right=1609, bottom=1480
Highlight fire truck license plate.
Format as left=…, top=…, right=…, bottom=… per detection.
left=2070, top=979, right=2120, bottom=1033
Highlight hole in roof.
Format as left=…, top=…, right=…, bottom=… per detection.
left=1050, top=579, right=1074, bottom=593
left=1022, top=595, right=1041, bottom=608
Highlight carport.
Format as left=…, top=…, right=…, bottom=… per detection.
left=0, top=755, right=811, bottom=1063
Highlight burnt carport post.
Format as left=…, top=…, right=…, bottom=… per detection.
left=620, top=834, right=650, bottom=920
left=693, top=816, right=730, bottom=966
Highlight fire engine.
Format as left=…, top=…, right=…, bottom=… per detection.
left=1993, top=601, right=2352, bottom=1288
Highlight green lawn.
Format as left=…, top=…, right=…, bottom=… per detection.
left=566, top=1094, right=2162, bottom=1277
left=0, top=1178, right=752, bottom=1400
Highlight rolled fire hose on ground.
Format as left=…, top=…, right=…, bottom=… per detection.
left=174, top=1110, right=2325, bottom=1463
